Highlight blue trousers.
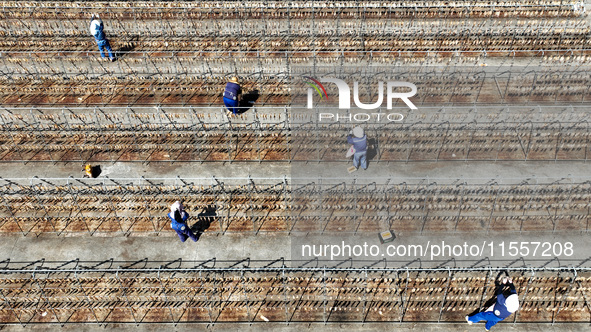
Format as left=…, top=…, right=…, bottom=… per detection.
left=353, top=150, right=367, bottom=169
left=96, top=39, right=114, bottom=59
left=174, top=227, right=200, bottom=242
left=468, top=311, right=505, bottom=330
left=223, top=97, right=239, bottom=114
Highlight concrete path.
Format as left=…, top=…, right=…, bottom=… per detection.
left=2, top=232, right=589, bottom=269
left=2, top=160, right=590, bottom=183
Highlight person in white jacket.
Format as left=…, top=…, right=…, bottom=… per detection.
left=90, top=14, right=116, bottom=61
left=168, top=201, right=199, bottom=242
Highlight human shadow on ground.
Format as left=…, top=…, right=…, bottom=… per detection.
left=191, top=205, right=217, bottom=233
left=116, top=35, right=140, bottom=59
left=235, top=89, right=260, bottom=114
left=91, top=165, right=102, bottom=178
left=366, top=138, right=378, bottom=162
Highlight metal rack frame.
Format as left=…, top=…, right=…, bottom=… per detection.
left=1, top=105, right=591, bottom=163
left=0, top=259, right=587, bottom=326
left=0, top=175, right=590, bottom=236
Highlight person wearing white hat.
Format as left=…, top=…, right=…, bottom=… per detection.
left=466, top=277, right=519, bottom=330
left=89, top=13, right=116, bottom=61
left=223, top=77, right=242, bottom=115
left=347, top=126, right=368, bottom=172
left=167, top=201, right=199, bottom=242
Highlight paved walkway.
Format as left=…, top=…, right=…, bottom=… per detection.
left=2, top=232, right=589, bottom=269
left=2, top=160, right=590, bottom=183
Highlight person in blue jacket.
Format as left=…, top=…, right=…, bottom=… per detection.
left=347, top=126, right=368, bottom=171
left=168, top=201, right=199, bottom=242
left=223, top=77, right=242, bottom=115
left=466, top=277, right=520, bottom=331
left=89, top=14, right=116, bottom=61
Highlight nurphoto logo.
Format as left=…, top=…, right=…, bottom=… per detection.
left=305, top=77, right=418, bottom=110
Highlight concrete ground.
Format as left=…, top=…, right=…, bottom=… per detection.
left=1, top=160, right=589, bottom=183
left=2, top=160, right=591, bottom=265
left=1, top=232, right=589, bottom=269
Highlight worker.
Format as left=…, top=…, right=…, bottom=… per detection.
left=89, top=13, right=116, bottom=61
left=168, top=201, right=199, bottom=242
left=347, top=126, right=368, bottom=172
left=223, top=77, right=242, bottom=115
left=466, top=276, right=519, bottom=331
left=83, top=164, right=102, bottom=178
left=83, top=164, right=93, bottom=178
